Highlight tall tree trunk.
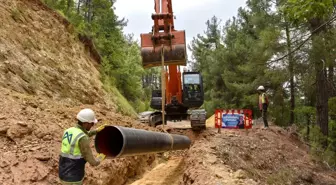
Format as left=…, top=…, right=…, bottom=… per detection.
left=326, top=31, right=335, bottom=97
left=285, top=21, right=295, bottom=125
left=156, top=75, right=159, bottom=89
left=77, top=0, right=81, bottom=14
left=146, top=74, right=150, bottom=87
left=66, top=0, right=72, bottom=16
left=87, top=0, right=92, bottom=23
left=328, top=63, right=335, bottom=97
left=84, top=0, right=88, bottom=20
left=84, top=0, right=92, bottom=23
left=150, top=73, right=154, bottom=87
left=306, top=113, right=310, bottom=141
left=310, top=18, right=329, bottom=138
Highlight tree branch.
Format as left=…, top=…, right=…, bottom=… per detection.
left=267, top=14, right=336, bottom=64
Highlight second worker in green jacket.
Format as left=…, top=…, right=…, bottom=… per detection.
left=257, top=85, right=269, bottom=129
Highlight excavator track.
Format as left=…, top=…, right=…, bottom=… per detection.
left=189, top=109, right=207, bottom=130
left=144, top=109, right=206, bottom=130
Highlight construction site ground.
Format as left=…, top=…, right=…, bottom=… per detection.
left=124, top=119, right=336, bottom=185
left=0, top=0, right=336, bottom=184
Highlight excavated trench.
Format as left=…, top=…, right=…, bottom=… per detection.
left=119, top=124, right=255, bottom=185
left=117, top=120, right=336, bottom=185
left=119, top=122, right=209, bottom=185
left=127, top=156, right=185, bottom=185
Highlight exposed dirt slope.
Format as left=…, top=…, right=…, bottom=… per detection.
left=0, top=0, right=158, bottom=184
left=0, top=0, right=105, bottom=104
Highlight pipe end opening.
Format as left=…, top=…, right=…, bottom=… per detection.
left=94, top=126, right=124, bottom=157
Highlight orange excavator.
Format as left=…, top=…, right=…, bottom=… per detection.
left=140, top=0, right=206, bottom=130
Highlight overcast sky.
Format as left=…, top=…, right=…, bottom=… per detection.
left=114, top=0, right=247, bottom=60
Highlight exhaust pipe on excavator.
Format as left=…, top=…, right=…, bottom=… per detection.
left=94, top=126, right=191, bottom=158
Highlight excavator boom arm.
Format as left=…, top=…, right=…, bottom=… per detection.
left=140, top=0, right=186, bottom=105
left=140, top=0, right=186, bottom=68
left=153, top=0, right=174, bottom=32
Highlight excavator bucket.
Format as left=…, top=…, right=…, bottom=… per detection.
left=140, top=30, right=187, bottom=68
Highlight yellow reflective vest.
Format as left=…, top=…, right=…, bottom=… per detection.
left=59, top=127, right=87, bottom=182
left=61, top=127, right=86, bottom=158
left=259, top=93, right=269, bottom=110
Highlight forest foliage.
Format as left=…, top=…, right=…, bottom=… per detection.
left=41, top=0, right=160, bottom=116
left=189, top=0, right=336, bottom=167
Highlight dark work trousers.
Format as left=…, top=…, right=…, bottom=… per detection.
left=261, top=103, right=269, bottom=127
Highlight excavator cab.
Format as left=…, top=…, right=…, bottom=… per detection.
left=150, top=89, right=162, bottom=110
left=182, top=72, right=204, bottom=108
left=149, top=72, right=204, bottom=110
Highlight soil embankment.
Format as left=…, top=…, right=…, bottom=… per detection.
left=0, top=0, right=158, bottom=184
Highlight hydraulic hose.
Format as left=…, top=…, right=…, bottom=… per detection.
left=94, top=126, right=191, bottom=158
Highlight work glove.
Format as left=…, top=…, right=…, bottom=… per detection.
left=96, top=153, right=106, bottom=162
left=96, top=124, right=107, bottom=132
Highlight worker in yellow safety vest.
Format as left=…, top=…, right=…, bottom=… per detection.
left=58, top=108, right=107, bottom=185
left=257, top=86, right=269, bottom=128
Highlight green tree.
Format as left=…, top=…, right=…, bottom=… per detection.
left=190, top=0, right=284, bottom=118
left=42, top=0, right=148, bottom=113
left=284, top=0, right=335, bottom=137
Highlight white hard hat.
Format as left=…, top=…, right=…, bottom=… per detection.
left=257, top=85, right=265, bottom=90
left=76, top=108, right=98, bottom=123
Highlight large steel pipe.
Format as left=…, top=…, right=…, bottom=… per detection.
left=94, top=126, right=191, bottom=158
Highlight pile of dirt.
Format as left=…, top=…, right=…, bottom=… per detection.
left=0, top=0, right=160, bottom=184
left=179, top=127, right=336, bottom=185
left=206, top=114, right=215, bottom=128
